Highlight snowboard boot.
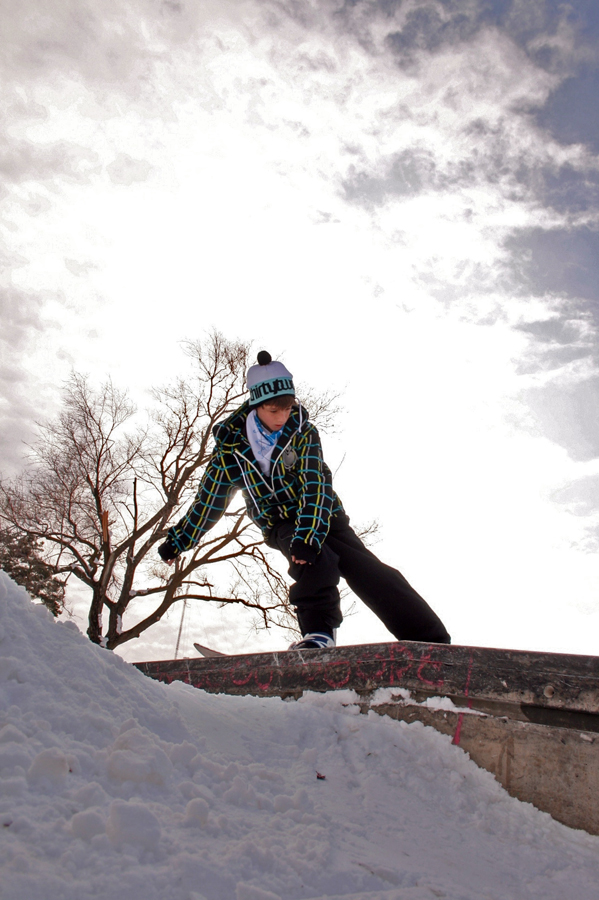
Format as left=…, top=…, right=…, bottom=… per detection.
left=289, top=632, right=336, bottom=650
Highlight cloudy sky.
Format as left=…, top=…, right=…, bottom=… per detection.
left=2, top=0, right=599, bottom=660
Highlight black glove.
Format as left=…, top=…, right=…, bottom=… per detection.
left=289, top=540, right=318, bottom=565
left=158, top=537, right=179, bottom=562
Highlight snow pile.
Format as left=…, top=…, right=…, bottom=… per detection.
left=1, top=571, right=599, bottom=900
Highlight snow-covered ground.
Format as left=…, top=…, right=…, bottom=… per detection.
left=1, top=571, right=599, bottom=900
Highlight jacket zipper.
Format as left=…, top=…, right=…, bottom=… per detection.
left=232, top=404, right=304, bottom=515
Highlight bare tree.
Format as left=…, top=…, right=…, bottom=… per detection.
left=0, top=333, right=336, bottom=650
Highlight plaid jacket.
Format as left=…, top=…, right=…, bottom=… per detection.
left=167, top=402, right=344, bottom=556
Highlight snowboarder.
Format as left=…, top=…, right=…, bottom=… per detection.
left=158, top=352, right=450, bottom=650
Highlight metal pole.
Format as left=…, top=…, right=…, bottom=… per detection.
left=174, top=598, right=187, bottom=660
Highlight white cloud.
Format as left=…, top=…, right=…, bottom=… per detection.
left=2, top=0, right=599, bottom=655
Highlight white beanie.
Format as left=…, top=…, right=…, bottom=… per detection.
left=246, top=351, right=295, bottom=407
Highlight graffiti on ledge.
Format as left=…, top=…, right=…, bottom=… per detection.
left=140, top=643, right=446, bottom=694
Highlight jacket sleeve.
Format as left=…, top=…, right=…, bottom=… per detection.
left=290, top=425, right=334, bottom=554
left=168, top=451, right=238, bottom=553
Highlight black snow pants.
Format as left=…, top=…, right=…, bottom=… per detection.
left=267, top=513, right=451, bottom=644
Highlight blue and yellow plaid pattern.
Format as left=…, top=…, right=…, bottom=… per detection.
left=168, top=402, right=344, bottom=555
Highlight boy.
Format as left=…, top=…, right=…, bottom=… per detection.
left=158, top=352, right=450, bottom=649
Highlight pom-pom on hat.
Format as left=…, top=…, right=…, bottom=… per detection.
left=246, top=351, right=295, bottom=407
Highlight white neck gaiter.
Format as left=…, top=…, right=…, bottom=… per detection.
left=246, top=410, right=284, bottom=475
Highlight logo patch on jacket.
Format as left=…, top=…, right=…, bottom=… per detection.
left=282, top=447, right=298, bottom=469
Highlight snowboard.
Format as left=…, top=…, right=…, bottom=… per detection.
left=193, top=640, right=329, bottom=657
left=193, top=642, right=227, bottom=658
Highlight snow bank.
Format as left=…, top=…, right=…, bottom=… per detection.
left=1, top=570, right=599, bottom=900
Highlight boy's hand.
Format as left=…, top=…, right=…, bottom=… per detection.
left=158, top=538, right=179, bottom=564
left=289, top=541, right=318, bottom=566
